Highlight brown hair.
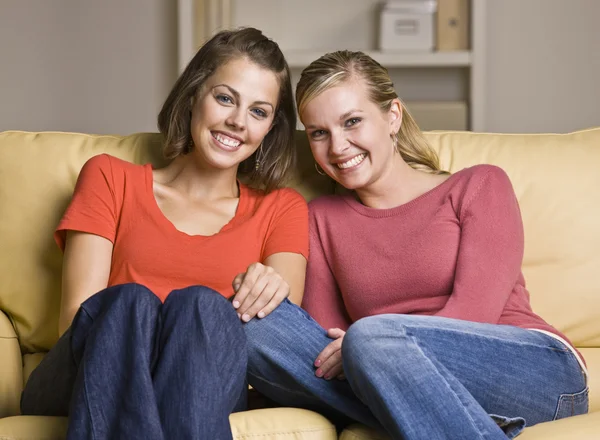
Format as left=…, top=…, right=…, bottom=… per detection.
left=296, top=50, right=444, bottom=174
left=158, top=27, right=296, bottom=191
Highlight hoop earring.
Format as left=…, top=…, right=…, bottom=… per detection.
left=315, top=163, right=326, bottom=176
left=254, top=142, right=264, bottom=171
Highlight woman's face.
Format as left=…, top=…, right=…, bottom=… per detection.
left=300, top=78, right=401, bottom=190
left=190, top=57, right=280, bottom=170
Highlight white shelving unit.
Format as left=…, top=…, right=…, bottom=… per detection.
left=284, top=50, right=472, bottom=69
left=178, top=0, right=487, bottom=132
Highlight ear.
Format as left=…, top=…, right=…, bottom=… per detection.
left=389, top=98, right=402, bottom=135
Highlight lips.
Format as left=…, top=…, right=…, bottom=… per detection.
left=212, top=131, right=243, bottom=151
left=334, top=153, right=367, bottom=170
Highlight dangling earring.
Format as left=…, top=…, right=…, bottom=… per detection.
left=390, top=133, right=399, bottom=153
left=314, top=163, right=326, bottom=176
left=187, top=137, right=194, bottom=154
left=254, top=142, right=264, bottom=171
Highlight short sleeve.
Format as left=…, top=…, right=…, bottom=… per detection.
left=262, top=188, right=309, bottom=260
left=54, top=154, right=118, bottom=251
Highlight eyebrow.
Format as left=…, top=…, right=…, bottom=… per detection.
left=305, top=109, right=363, bottom=129
left=213, top=84, right=275, bottom=110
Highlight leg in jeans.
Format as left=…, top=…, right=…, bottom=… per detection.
left=153, top=286, right=247, bottom=440
left=23, top=283, right=246, bottom=440
left=243, top=299, right=379, bottom=430
left=342, top=314, right=588, bottom=440
left=66, top=284, right=164, bottom=440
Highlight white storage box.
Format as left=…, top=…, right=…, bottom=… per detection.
left=379, top=0, right=437, bottom=51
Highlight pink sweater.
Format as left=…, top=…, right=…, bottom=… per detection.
left=303, top=165, right=573, bottom=347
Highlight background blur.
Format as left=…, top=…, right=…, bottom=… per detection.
left=1, top=0, right=598, bottom=135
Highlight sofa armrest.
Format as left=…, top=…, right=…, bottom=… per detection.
left=0, top=310, right=23, bottom=418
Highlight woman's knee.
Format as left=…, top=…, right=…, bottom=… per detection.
left=164, top=286, right=237, bottom=319
left=343, top=315, right=412, bottom=365
left=78, top=283, right=160, bottom=320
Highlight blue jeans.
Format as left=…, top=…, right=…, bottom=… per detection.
left=21, top=283, right=247, bottom=440
left=244, top=300, right=588, bottom=439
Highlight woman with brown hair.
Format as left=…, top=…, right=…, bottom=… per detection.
left=20, top=27, right=308, bottom=440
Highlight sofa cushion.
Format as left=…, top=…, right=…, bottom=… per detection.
left=0, top=408, right=337, bottom=440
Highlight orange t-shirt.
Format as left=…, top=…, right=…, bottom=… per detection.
left=55, top=154, right=309, bottom=301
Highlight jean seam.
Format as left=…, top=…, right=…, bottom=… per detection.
left=81, top=365, right=97, bottom=440
left=404, top=329, right=490, bottom=439
left=398, top=322, right=571, bottom=353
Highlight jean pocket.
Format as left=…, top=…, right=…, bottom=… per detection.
left=554, top=387, right=589, bottom=420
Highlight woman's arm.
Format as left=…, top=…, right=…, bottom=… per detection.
left=263, top=252, right=307, bottom=305
left=59, top=231, right=113, bottom=335
left=435, top=166, right=525, bottom=324
left=302, top=219, right=352, bottom=331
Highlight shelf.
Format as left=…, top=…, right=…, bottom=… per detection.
left=284, top=50, right=472, bottom=68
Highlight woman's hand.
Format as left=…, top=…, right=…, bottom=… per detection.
left=231, top=262, right=290, bottom=322
left=315, top=328, right=346, bottom=380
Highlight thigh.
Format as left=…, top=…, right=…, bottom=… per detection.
left=21, top=328, right=77, bottom=416
left=352, top=314, right=587, bottom=425
left=243, top=300, right=379, bottom=429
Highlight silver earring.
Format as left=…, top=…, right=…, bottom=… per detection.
left=255, top=143, right=264, bottom=171
left=314, top=163, right=326, bottom=176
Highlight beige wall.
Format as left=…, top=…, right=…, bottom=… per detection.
left=0, top=0, right=177, bottom=135
left=484, top=0, right=600, bottom=133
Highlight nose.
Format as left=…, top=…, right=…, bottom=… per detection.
left=329, top=131, right=348, bottom=156
left=225, top=107, right=246, bottom=131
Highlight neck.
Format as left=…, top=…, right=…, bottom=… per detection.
left=158, top=154, right=240, bottom=200
left=355, top=153, right=426, bottom=209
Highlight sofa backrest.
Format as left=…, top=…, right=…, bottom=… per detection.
left=0, top=128, right=599, bottom=353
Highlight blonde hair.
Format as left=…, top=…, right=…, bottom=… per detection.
left=296, top=50, right=444, bottom=174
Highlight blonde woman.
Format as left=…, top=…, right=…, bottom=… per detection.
left=244, top=51, right=588, bottom=439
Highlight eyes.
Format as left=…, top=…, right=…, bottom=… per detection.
left=215, top=94, right=269, bottom=119
left=309, top=117, right=362, bottom=139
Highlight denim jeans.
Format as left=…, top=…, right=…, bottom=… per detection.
left=21, top=283, right=248, bottom=440
left=244, top=300, right=588, bottom=440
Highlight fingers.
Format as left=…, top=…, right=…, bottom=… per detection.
left=255, top=283, right=290, bottom=319
left=239, top=281, right=277, bottom=322
left=231, top=264, right=261, bottom=310
left=314, top=338, right=343, bottom=380
left=232, top=273, right=244, bottom=294
left=231, top=263, right=290, bottom=322
left=327, top=328, right=345, bottom=339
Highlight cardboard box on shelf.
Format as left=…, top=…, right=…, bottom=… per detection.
left=436, top=0, right=470, bottom=51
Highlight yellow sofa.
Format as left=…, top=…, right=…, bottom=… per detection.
left=0, top=128, right=598, bottom=439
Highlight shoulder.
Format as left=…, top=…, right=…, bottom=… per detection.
left=78, top=154, right=146, bottom=194
left=81, top=154, right=143, bottom=177
left=451, top=164, right=513, bottom=194
left=450, top=165, right=516, bottom=213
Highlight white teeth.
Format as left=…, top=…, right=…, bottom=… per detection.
left=214, top=133, right=241, bottom=148
left=337, top=154, right=366, bottom=169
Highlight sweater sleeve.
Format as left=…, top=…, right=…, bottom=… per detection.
left=435, top=166, right=525, bottom=324
left=302, top=208, right=353, bottom=331
left=54, top=154, right=118, bottom=251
